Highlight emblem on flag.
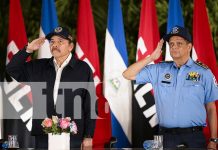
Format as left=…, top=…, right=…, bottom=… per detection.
left=110, top=78, right=120, bottom=91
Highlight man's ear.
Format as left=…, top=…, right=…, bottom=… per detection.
left=188, top=43, right=192, bottom=52
left=69, top=42, right=74, bottom=52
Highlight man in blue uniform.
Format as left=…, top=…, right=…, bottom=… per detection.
left=123, top=25, right=218, bottom=149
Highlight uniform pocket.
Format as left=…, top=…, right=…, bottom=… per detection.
left=183, top=80, right=204, bottom=98
left=184, top=80, right=202, bottom=87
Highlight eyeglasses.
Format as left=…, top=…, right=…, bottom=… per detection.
left=168, top=41, right=188, bottom=48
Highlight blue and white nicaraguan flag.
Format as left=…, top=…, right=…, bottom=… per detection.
left=165, top=0, right=184, bottom=61
left=38, top=0, right=58, bottom=58
left=103, top=0, right=132, bottom=148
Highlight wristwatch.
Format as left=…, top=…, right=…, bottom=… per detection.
left=210, top=138, right=218, bottom=144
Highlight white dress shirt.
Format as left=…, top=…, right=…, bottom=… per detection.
left=53, top=53, right=72, bottom=105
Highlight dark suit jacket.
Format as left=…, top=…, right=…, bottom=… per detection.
left=6, top=48, right=96, bottom=147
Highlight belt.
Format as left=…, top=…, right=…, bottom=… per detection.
left=159, top=126, right=203, bottom=134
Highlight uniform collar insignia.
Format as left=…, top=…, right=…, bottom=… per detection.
left=186, top=71, right=200, bottom=82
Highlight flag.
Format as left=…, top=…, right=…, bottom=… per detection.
left=193, top=0, right=218, bottom=141
left=165, top=0, right=184, bottom=61
left=103, top=0, right=132, bottom=148
left=75, top=0, right=111, bottom=148
left=132, top=0, right=160, bottom=147
left=38, top=0, right=58, bottom=58
left=3, top=0, right=34, bottom=147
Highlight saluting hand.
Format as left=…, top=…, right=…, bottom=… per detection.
left=26, top=37, right=46, bottom=53
left=150, top=39, right=164, bottom=61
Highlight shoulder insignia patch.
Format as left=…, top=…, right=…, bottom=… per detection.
left=213, top=76, right=218, bottom=87
left=194, top=60, right=209, bottom=69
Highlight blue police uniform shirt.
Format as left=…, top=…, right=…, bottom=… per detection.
left=136, top=58, right=218, bottom=128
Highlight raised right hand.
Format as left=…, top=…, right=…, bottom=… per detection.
left=150, top=39, right=164, bottom=61
left=26, top=37, right=46, bottom=53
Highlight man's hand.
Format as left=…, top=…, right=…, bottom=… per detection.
left=81, top=138, right=92, bottom=149
left=123, top=39, right=164, bottom=80
left=150, top=39, right=164, bottom=61
left=26, top=37, right=46, bottom=53
left=207, top=141, right=217, bottom=150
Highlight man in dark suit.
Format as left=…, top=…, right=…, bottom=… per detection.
left=6, top=26, right=96, bottom=148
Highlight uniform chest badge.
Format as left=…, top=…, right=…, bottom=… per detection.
left=164, top=73, right=171, bottom=80
left=186, top=72, right=200, bottom=82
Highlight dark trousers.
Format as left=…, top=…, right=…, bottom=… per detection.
left=35, top=135, right=48, bottom=148
left=159, top=127, right=206, bottom=148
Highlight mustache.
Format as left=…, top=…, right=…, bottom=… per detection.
left=51, top=48, right=60, bottom=52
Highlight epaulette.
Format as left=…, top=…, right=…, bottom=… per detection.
left=194, top=60, right=209, bottom=69
left=159, top=61, right=173, bottom=63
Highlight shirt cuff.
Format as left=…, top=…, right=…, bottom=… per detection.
left=24, top=45, right=33, bottom=53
